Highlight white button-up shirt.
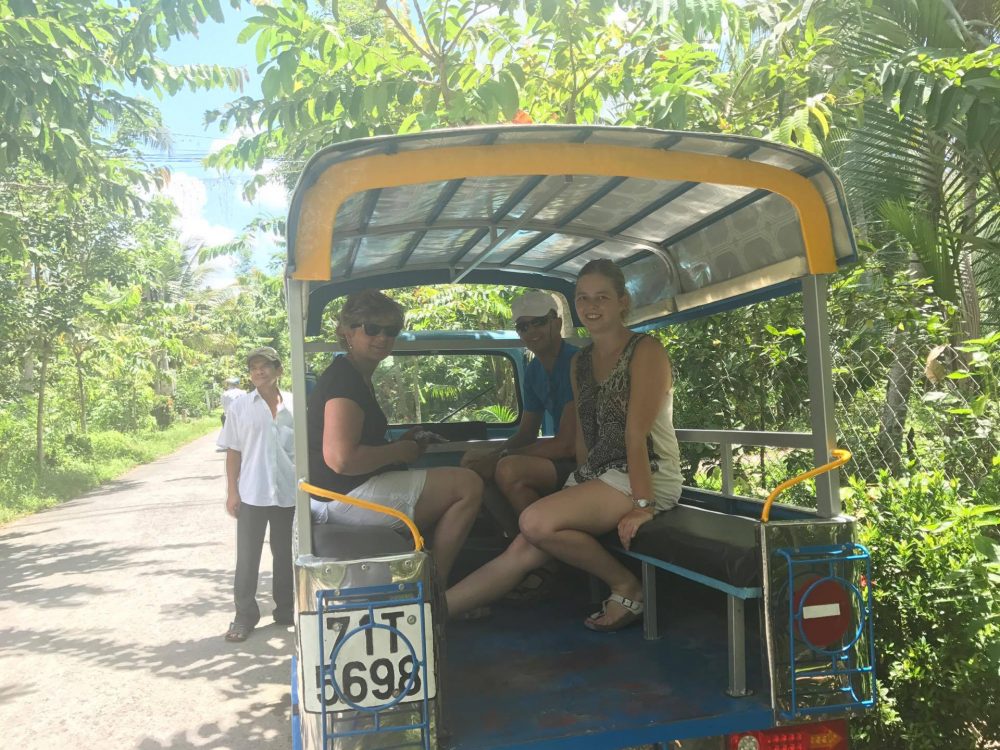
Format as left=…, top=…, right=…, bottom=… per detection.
left=217, top=389, right=295, bottom=508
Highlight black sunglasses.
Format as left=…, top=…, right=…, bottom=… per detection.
left=353, top=322, right=403, bottom=337
left=514, top=313, right=554, bottom=333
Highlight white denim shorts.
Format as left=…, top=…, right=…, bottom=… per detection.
left=563, top=468, right=680, bottom=512
left=311, top=470, right=428, bottom=528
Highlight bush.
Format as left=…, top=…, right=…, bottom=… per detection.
left=86, top=430, right=154, bottom=464
left=172, top=368, right=213, bottom=419
left=90, top=383, right=155, bottom=432
left=848, top=471, right=1000, bottom=749
left=0, top=408, right=37, bottom=500
left=1, top=416, right=219, bottom=525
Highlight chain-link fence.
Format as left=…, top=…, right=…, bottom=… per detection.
left=666, top=273, right=1000, bottom=506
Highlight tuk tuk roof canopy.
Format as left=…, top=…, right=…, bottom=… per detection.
left=287, top=126, right=856, bottom=332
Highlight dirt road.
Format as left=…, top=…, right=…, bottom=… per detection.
left=0, top=433, right=294, bottom=749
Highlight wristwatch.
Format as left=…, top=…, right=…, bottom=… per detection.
left=633, top=497, right=653, bottom=511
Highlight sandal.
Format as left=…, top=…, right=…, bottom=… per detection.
left=504, top=566, right=556, bottom=603
left=584, top=594, right=644, bottom=632
left=458, top=605, right=492, bottom=621
left=224, top=621, right=254, bottom=642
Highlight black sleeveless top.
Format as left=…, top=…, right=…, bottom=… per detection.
left=307, top=356, right=401, bottom=494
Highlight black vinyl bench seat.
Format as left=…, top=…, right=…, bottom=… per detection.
left=606, top=498, right=766, bottom=698
left=312, top=522, right=411, bottom=560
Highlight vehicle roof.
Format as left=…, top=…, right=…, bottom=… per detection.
left=286, top=125, right=857, bottom=335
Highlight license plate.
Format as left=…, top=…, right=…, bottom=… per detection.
left=299, top=603, right=436, bottom=713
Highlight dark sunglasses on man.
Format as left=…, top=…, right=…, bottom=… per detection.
left=352, top=322, right=403, bottom=337
left=514, top=312, right=554, bottom=333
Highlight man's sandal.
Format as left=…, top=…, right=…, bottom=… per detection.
left=504, top=566, right=557, bottom=603
left=224, top=621, right=254, bottom=642
left=584, top=594, right=644, bottom=632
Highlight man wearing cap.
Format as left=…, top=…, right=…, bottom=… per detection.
left=463, top=291, right=578, bottom=530
left=217, top=346, right=296, bottom=643
left=220, top=377, right=245, bottom=426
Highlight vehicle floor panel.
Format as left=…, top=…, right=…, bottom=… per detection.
left=442, top=594, right=771, bottom=749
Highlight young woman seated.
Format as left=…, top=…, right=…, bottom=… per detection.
left=306, top=289, right=483, bottom=584
left=445, top=259, right=682, bottom=631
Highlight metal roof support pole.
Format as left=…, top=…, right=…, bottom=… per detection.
left=286, top=276, right=313, bottom=556
left=802, top=274, right=840, bottom=518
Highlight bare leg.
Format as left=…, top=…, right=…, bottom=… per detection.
left=519, top=481, right=643, bottom=628
left=413, top=467, right=483, bottom=584
left=445, top=535, right=549, bottom=617
left=495, top=455, right=559, bottom=514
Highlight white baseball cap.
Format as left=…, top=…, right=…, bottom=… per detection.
left=511, top=291, right=559, bottom=321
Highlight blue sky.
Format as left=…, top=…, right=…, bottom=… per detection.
left=143, top=3, right=287, bottom=285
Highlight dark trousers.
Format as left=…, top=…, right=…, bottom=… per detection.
left=234, top=504, right=295, bottom=627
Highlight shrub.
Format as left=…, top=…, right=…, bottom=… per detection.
left=0, top=408, right=37, bottom=499
left=86, top=430, right=153, bottom=464
left=848, top=471, right=1000, bottom=749
left=172, top=368, right=214, bottom=419
left=90, top=383, right=155, bottom=432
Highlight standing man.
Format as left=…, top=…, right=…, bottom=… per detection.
left=217, top=346, right=295, bottom=643
left=463, top=291, right=578, bottom=527
left=220, top=377, right=245, bottom=426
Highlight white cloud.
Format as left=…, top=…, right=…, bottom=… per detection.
left=160, top=171, right=237, bottom=249
left=200, top=255, right=240, bottom=290
left=247, top=179, right=289, bottom=211
left=208, top=126, right=260, bottom=157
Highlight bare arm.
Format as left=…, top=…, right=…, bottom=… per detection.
left=511, top=401, right=576, bottom=460
left=619, top=337, right=672, bottom=549
left=459, top=410, right=543, bottom=480
left=225, top=449, right=242, bottom=518
left=505, top=410, right=544, bottom=450
left=323, top=398, right=420, bottom=475
left=570, top=352, right=587, bottom=467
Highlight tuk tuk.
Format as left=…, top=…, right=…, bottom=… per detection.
left=283, top=125, right=874, bottom=750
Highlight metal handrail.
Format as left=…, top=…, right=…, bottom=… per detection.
left=675, top=428, right=814, bottom=449
left=300, top=480, right=426, bottom=551
left=760, top=449, right=851, bottom=523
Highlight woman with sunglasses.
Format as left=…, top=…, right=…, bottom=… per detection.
left=446, top=259, right=681, bottom=631
left=307, top=289, right=483, bottom=584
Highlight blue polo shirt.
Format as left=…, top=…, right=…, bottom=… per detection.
left=523, top=340, right=578, bottom=436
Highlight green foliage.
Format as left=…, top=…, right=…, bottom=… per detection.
left=1, top=0, right=999, bottom=743
left=0, top=416, right=218, bottom=525
left=478, top=404, right=518, bottom=423
left=0, top=0, right=245, bottom=199
left=847, top=471, right=1000, bottom=749
left=172, top=368, right=214, bottom=419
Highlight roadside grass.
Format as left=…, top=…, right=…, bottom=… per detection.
left=0, top=415, right=220, bottom=526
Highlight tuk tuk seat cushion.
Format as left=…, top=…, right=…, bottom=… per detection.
left=617, top=505, right=761, bottom=589
left=311, top=522, right=411, bottom=560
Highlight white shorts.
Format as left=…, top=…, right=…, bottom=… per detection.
left=311, top=470, right=428, bottom=528
left=563, top=468, right=680, bottom=512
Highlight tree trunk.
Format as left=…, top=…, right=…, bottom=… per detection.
left=959, top=164, right=981, bottom=340
left=19, top=260, right=34, bottom=393
left=74, top=348, right=88, bottom=433
left=877, top=330, right=917, bottom=476
left=35, top=343, right=49, bottom=474
left=411, top=360, right=422, bottom=423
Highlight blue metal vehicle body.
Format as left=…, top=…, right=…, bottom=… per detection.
left=284, top=126, right=875, bottom=750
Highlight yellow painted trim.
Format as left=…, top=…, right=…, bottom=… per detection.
left=291, top=143, right=838, bottom=281
left=760, top=449, right=852, bottom=523
left=300, top=480, right=425, bottom=551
